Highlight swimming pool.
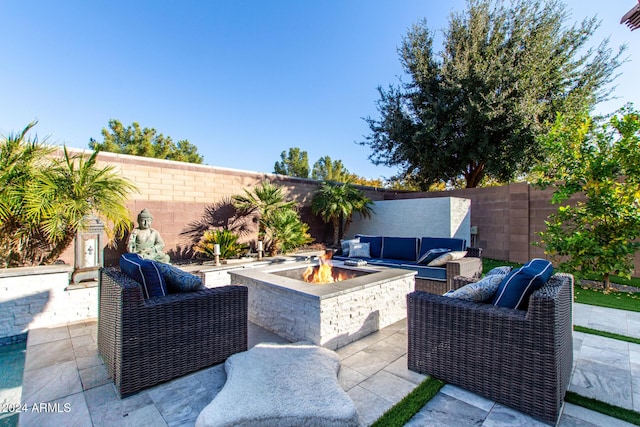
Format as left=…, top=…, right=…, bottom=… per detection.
left=0, top=337, right=27, bottom=427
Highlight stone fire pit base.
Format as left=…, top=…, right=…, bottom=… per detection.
left=229, top=262, right=415, bottom=350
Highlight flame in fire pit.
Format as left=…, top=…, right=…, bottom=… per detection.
left=302, top=252, right=353, bottom=284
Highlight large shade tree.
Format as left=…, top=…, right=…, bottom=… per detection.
left=362, top=0, right=624, bottom=189
left=89, top=119, right=203, bottom=164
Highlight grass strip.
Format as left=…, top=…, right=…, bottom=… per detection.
left=565, top=392, right=640, bottom=426
left=574, top=285, right=640, bottom=312
left=573, top=325, right=640, bottom=345
left=371, top=376, right=445, bottom=427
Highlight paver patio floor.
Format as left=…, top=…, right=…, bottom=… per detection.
left=15, top=303, right=638, bottom=426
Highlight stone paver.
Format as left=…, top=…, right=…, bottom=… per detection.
left=15, top=303, right=638, bottom=426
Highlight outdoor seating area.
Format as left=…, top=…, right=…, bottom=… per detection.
left=334, top=235, right=483, bottom=295
left=15, top=302, right=639, bottom=426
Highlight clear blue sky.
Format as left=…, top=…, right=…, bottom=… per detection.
left=1, top=0, right=637, bottom=181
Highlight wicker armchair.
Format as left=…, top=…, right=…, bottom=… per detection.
left=414, top=247, right=483, bottom=295
left=97, top=268, right=248, bottom=397
left=407, top=273, right=573, bottom=425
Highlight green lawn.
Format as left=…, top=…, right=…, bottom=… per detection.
left=483, top=258, right=640, bottom=312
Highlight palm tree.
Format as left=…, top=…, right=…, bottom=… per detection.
left=232, top=180, right=297, bottom=254
left=311, top=181, right=374, bottom=246
left=0, top=121, right=54, bottom=266
left=1, top=122, right=138, bottom=267
left=26, top=147, right=138, bottom=263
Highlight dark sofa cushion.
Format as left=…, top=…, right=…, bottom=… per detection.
left=491, top=258, right=554, bottom=310
left=419, top=237, right=466, bottom=259
left=381, top=237, right=419, bottom=261
left=355, top=235, right=383, bottom=258
left=120, top=253, right=168, bottom=298
left=402, top=264, right=447, bottom=281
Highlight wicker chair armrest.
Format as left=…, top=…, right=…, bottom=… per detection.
left=450, top=275, right=477, bottom=288
left=142, top=285, right=247, bottom=308
left=465, top=247, right=483, bottom=258
left=446, top=257, right=482, bottom=288
left=408, top=291, right=528, bottom=326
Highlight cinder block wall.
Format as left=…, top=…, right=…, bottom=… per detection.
left=58, top=149, right=391, bottom=266
left=57, top=148, right=639, bottom=276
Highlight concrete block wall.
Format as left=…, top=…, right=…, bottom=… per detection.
left=55, top=148, right=639, bottom=275
left=0, top=265, right=96, bottom=340
left=58, top=148, right=389, bottom=266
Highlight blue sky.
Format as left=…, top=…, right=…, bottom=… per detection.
left=1, top=0, right=638, bottom=181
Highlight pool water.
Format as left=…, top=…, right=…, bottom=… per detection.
left=0, top=340, right=26, bottom=427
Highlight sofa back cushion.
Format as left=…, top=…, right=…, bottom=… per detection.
left=120, top=253, right=168, bottom=298
left=381, top=237, right=419, bottom=261
left=355, top=235, right=383, bottom=258
left=491, top=258, right=554, bottom=310
left=419, top=237, right=466, bottom=259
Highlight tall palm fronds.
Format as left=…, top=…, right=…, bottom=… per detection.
left=0, top=122, right=138, bottom=266
left=311, top=181, right=374, bottom=246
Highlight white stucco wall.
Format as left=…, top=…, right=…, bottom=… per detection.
left=346, top=197, right=471, bottom=244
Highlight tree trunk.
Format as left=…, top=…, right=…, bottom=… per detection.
left=332, top=217, right=340, bottom=246
left=603, top=272, right=610, bottom=291
left=465, top=162, right=485, bottom=188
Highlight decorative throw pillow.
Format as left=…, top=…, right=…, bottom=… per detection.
left=340, top=238, right=360, bottom=257
left=427, top=251, right=468, bottom=267
left=417, top=248, right=451, bottom=265
left=348, top=242, right=371, bottom=258
left=491, top=258, right=554, bottom=310
left=443, top=274, right=506, bottom=302
left=153, top=261, right=206, bottom=293
left=119, top=253, right=167, bottom=298
left=485, top=266, right=513, bottom=277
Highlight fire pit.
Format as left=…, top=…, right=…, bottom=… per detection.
left=228, top=260, right=416, bottom=350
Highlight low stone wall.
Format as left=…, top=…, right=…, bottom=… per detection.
left=0, top=265, right=96, bottom=340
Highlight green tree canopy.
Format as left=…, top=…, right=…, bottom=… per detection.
left=89, top=119, right=203, bottom=164
left=273, top=147, right=309, bottom=178
left=362, top=0, right=625, bottom=189
left=535, top=106, right=640, bottom=290
left=311, top=156, right=350, bottom=182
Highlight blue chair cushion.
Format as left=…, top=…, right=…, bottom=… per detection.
left=491, top=259, right=554, bottom=310
left=419, top=237, right=466, bottom=259
left=381, top=237, right=419, bottom=261
left=153, top=262, right=206, bottom=293
left=120, top=253, right=168, bottom=298
left=355, top=235, right=383, bottom=258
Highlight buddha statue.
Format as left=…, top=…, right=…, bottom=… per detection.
left=127, top=208, right=171, bottom=263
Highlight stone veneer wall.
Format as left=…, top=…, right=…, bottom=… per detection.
left=231, top=269, right=414, bottom=350
left=0, top=265, right=96, bottom=340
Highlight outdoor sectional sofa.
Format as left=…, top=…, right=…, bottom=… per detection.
left=334, top=235, right=482, bottom=294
